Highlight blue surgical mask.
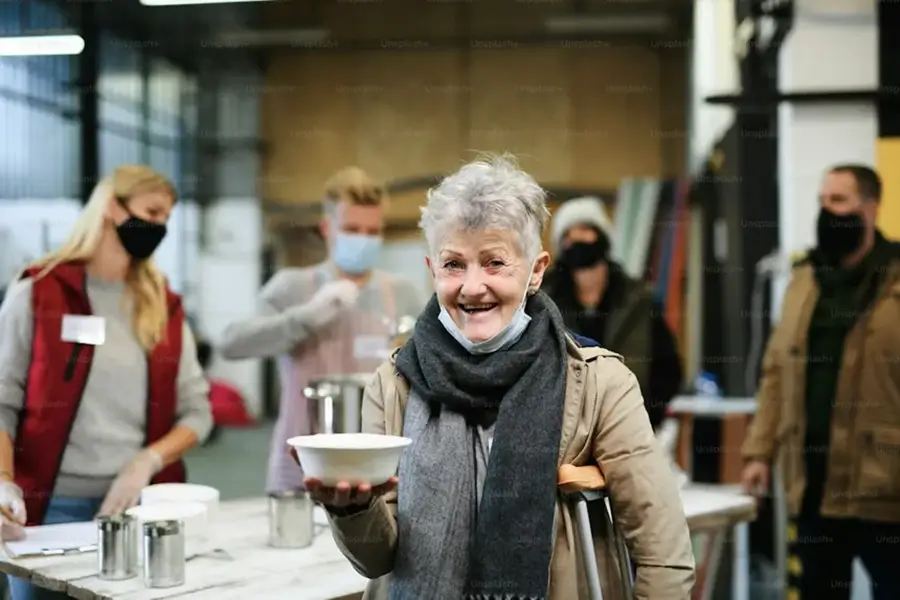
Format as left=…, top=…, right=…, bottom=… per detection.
left=438, top=270, right=535, bottom=355
left=332, top=232, right=382, bottom=275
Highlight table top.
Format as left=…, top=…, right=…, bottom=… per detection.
left=0, top=500, right=367, bottom=600
left=681, top=484, right=757, bottom=531
left=0, top=486, right=756, bottom=598
left=669, top=396, right=757, bottom=416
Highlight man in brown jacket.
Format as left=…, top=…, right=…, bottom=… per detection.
left=741, top=165, right=900, bottom=600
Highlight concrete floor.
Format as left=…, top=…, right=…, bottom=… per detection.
left=185, top=421, right=275, bottom=499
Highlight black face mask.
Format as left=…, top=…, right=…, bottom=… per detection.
left=116, top=213, right=167, bottom=260
left=816, top=207, right=865, bottom=264
left=561, top=239, right=609, bottom=269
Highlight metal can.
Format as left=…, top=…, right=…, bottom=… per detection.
left=142, top=519, right=186, bottom=588
left=97, top=514, right=137, bottom=580
left=268, top=491, right=314, bottom=548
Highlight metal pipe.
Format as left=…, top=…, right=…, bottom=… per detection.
left=77, top=0, right=99, bottom=203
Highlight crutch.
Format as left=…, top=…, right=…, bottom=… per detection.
left=558, top=464, right=635, bottom=600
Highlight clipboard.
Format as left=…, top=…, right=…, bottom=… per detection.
left=5, top=521, right=98, bottom=559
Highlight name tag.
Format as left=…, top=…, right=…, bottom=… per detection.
left=353, top=335, right=389, bottom=360
left=61, top=315, right=106, bottom=346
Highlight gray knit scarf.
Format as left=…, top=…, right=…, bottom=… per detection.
left=391, top=291, right=568, bottom=600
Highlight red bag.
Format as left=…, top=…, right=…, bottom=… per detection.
left=208, top=379, right=255, bottom=427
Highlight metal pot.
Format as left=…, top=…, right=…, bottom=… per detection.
left=302, top=315, right=416, bottom=435
left=304, top=373, right=373, bottom=434
left=391, top=314, right=417, bottom=347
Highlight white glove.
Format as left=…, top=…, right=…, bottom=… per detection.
left=0, top=481, right=26, bottom=541
left=297, top=279, right=360, bottom=330
left=97, top=449, right=163, bottom=517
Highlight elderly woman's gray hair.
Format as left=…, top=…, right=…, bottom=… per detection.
left=419, top=155, right=550, bottom=260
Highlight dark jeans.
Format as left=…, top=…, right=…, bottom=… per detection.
left=788, top=515, right=900, bottom=600
left=8, top=496, right=103, bottom=600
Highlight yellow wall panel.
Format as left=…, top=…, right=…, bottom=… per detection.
left=877, top=138, right=900, bottom=240
left=466, top=48, right=572, bottom=183
left=263, top=46, right=685, bottom=213
left=261, top=54, right=358, bottom=202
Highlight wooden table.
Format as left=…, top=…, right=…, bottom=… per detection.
left=0, top=498, right=367, bottom=600
left=1, top=488, right=755, bottom=600
left=669, top=395, right=757, bottom=484
left=681, top=485, right=756, bottom=600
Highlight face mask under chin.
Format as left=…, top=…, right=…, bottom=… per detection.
left=438, top=266, right=537, bottom=355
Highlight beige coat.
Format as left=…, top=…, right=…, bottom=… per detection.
left=741, top=254, right=900, bottom=521
left=325, top=338, right=695, bottom=599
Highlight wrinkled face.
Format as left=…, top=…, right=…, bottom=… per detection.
left=107, top=191, right=174, bottom=227
left=427, top=228, right=550, bottom=342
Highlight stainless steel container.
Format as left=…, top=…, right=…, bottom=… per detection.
left=97, top=515, right=137, bottom=580
left=391, top=315, right=417, bottom=348
left=304, top=373, right=373, bottom=434
left=268, top=491, right=314, bottom=548
left=142, top=520, right=186, bottom=588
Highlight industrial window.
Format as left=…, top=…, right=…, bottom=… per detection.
left=98, top=32, right=143, bottom=132
left=0, top=0, right=79, bottom=199
left=97, top=32, right=144, bottom=177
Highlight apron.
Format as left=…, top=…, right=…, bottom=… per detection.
left=267, top=265, right=397, bottom=492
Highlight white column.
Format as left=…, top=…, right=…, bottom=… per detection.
left=686, top=0, right=739, bottom=381
left=773, top=0, right=879, bottom=319
left=197, top=70, right=265, bottom=418
left=689, top=0, right=739, bottom=174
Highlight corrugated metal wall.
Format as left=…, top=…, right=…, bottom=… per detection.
left=97, top=31, right=196, bottom=195
left=0, top=1, right=79, bottom=199
left=0, top=1, right=199, bottom=201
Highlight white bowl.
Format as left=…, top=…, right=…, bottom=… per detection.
left=141, top=483, right=220, bottom=522
left=286, top=433, right=412, bottom=487
left=127, top=501, right=208, bottom=565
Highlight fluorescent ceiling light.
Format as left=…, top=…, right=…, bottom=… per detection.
left=140, top=0, right=272, bottom=5
left=0, top=34, right=85, bottom=56
left=546, top=13, right=670, bottom=34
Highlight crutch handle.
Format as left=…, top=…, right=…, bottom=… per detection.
left=558, top=464, right=606, bottom=493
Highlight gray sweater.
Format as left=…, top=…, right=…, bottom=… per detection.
left=221, top=263, right=426, bottom=360
left=0, top=276, right=214, bottom=498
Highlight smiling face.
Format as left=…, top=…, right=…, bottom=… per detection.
left=427, top=228, right=550, bottom=342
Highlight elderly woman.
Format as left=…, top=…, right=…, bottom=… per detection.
left=304, top=156, right=695, bottom=599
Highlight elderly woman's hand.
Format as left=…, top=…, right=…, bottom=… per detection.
left=303, top=476, right=398, bottom=510
left=289, top=446, right=397, bottom=511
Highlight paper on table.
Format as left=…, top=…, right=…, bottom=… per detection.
left=5, top=521, right=97, bottom=558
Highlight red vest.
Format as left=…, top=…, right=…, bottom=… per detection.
left=15, top=261, right=186, bottom=525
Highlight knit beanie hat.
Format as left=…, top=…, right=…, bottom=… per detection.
left=549, top=196, right=613, bottom=256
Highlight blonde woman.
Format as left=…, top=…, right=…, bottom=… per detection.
left=0, top=166, right=212, bottom=600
